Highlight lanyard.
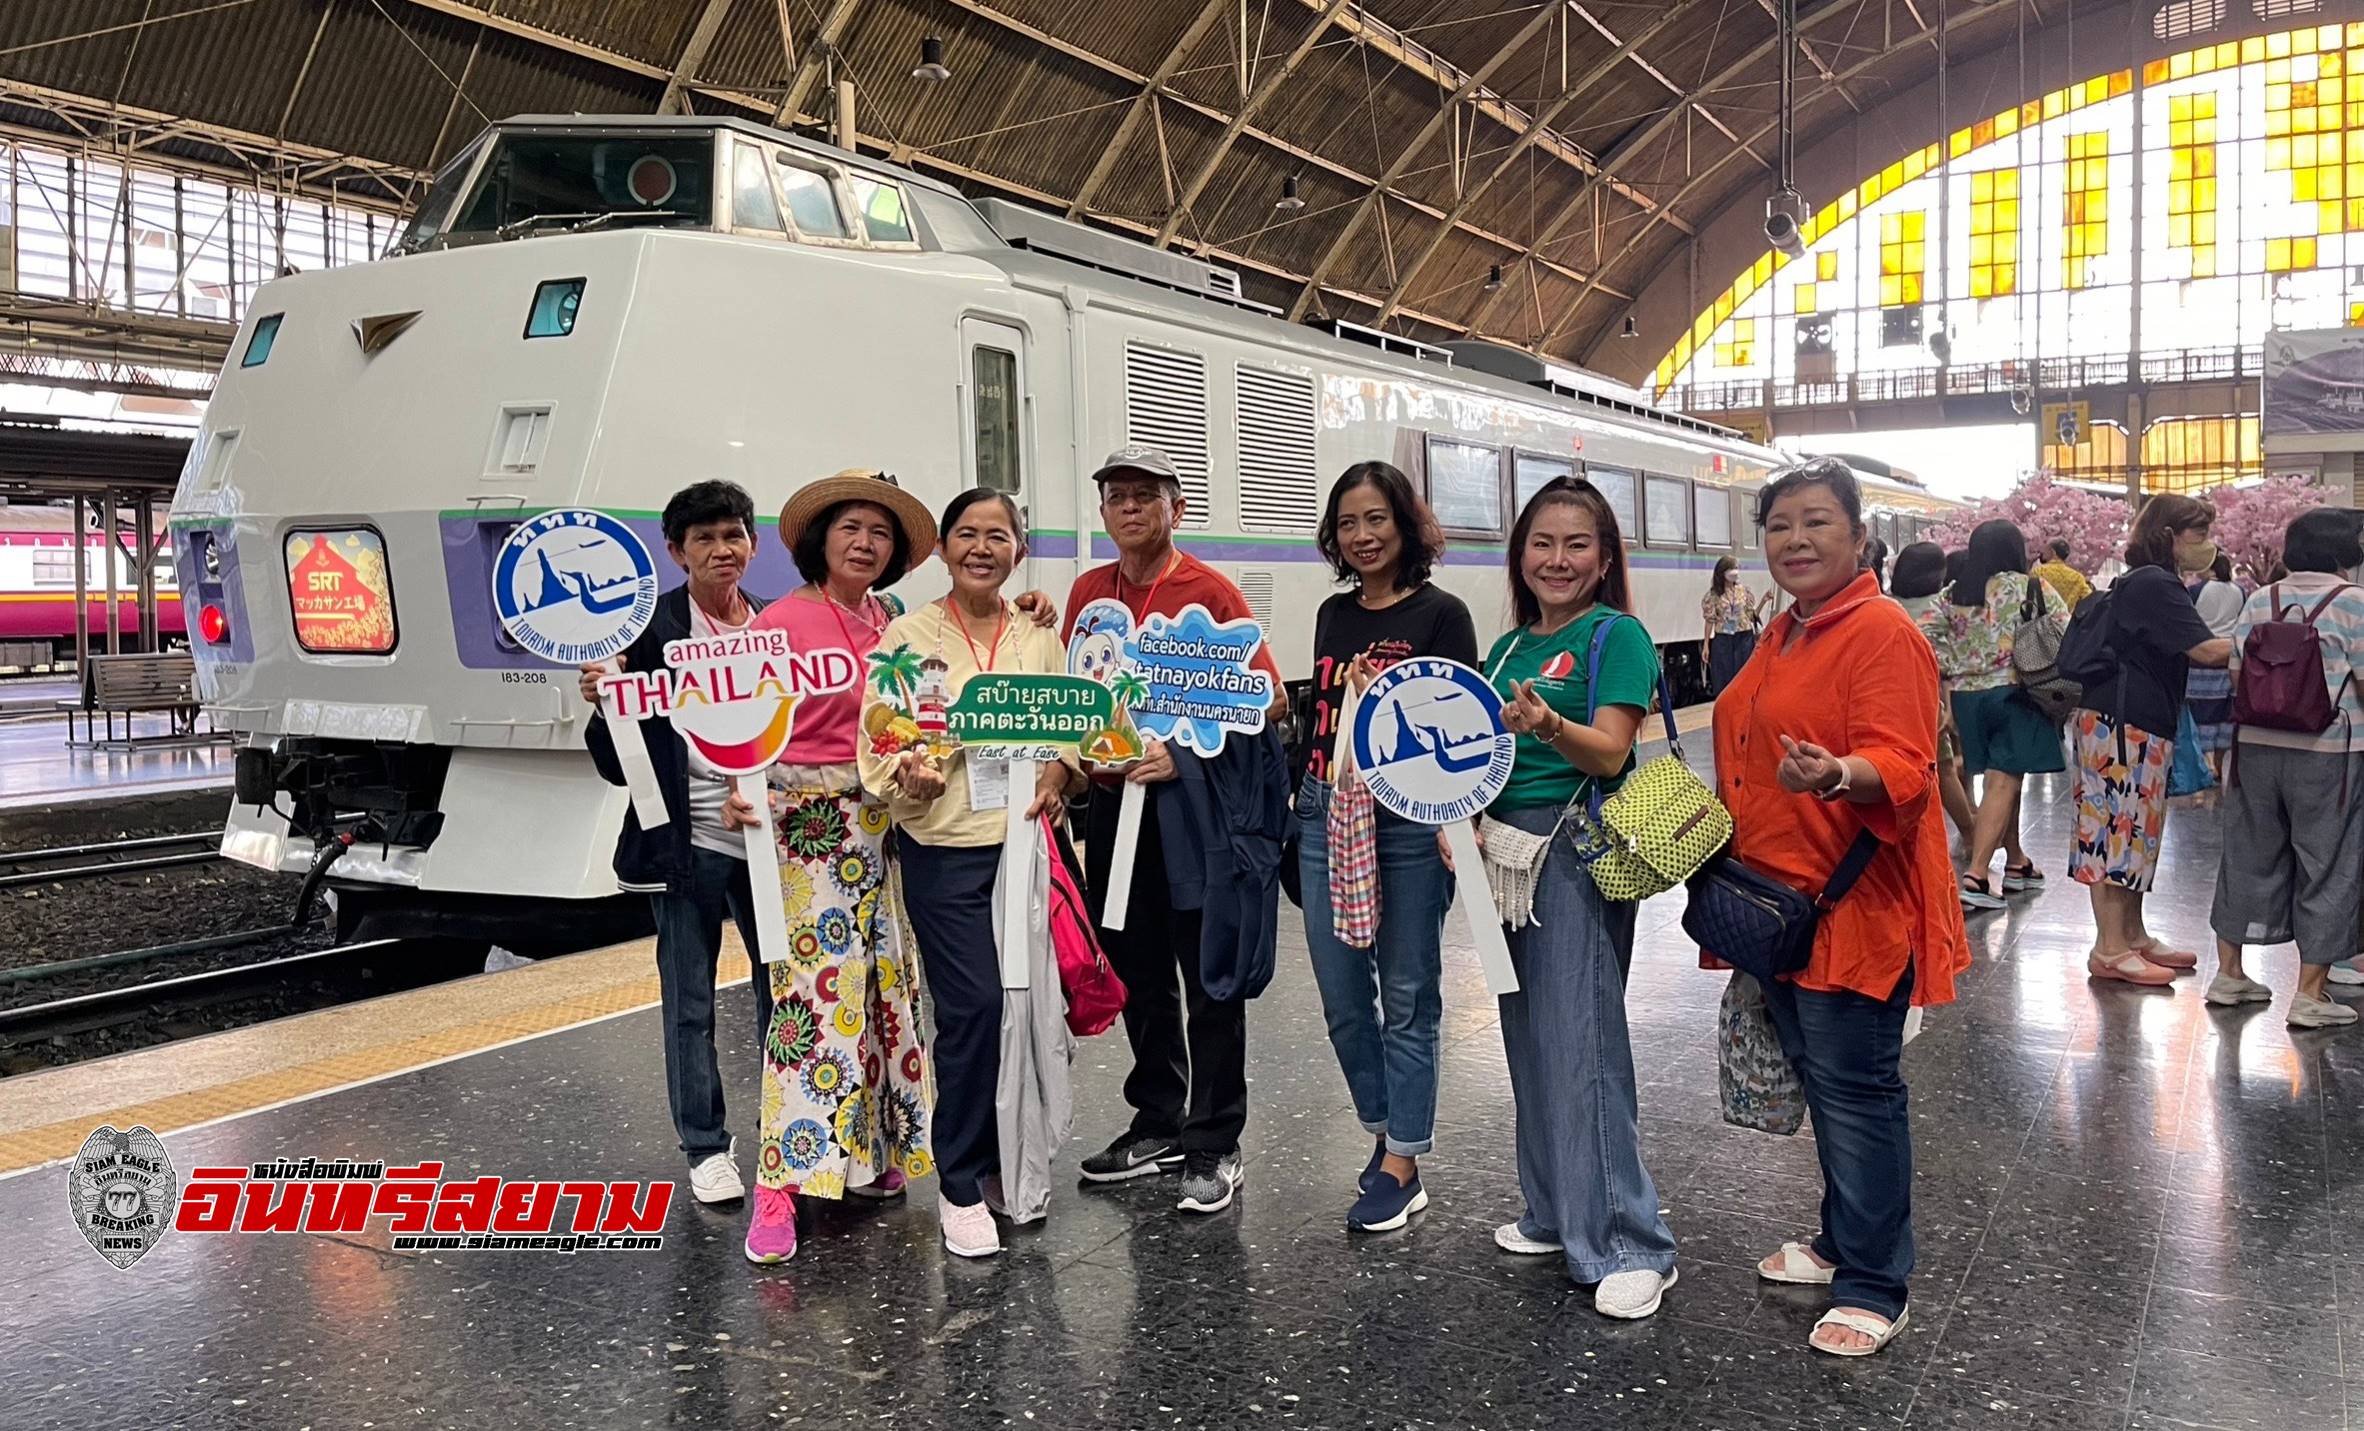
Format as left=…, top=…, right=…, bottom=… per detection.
left=1115, top=551, right=1182, bottom=621
left=690, top=593, right=747, bottom=636
left=819, top=590, right=882, bottom=655
left=947, top=599, right=1007, bottom=673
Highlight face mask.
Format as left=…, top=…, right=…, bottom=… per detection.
left=2176, top=539, right=2219, bottom=575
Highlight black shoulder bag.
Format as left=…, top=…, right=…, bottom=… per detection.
left=1681, top=830, right=1882, bottom=984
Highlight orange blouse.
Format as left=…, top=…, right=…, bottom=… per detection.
left=1706, top=571, right=1971, bottom=1007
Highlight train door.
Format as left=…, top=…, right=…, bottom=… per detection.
left=958, top=316, right=1031, bottom=584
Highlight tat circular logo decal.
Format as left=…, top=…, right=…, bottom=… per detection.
left=627, top=154, right=678, bottom=206
left=492, top=509, right=660, bottom=665
left=1350, top=657, right=1516, bottom=826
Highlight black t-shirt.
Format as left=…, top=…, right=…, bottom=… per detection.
left=2103, top=564, right=2216, bottom=738
left=1296, top=584, right=1481, bottom=785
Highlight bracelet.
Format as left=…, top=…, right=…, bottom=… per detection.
left=1814, top=761, right=1853, bottom=801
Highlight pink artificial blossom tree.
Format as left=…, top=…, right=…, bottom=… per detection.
left=2202, top=475, right=2338, bottom=582
left=1924, top=472, right=2131, bottom=574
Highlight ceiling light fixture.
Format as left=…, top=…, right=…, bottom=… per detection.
left=912, top=36, right=950, bottom=82
left=1275, top=174, right=1305, bottom=212
left=1485, top=263, right=1503, bottom=292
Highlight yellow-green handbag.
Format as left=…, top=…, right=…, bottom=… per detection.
left=1561, top=620, right=1732, bottom=902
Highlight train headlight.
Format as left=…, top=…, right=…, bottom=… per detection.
left=199, top=603, right=229, bottom=644
left=525, top=279, right=585, bottom=339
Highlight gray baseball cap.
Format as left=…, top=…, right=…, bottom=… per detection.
left=1089, top=444, right=1182, bottom=485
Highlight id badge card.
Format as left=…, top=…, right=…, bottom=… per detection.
left=968, top=756, right=1010, bottom=813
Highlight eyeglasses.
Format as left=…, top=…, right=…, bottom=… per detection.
left=1100, top=485, right=1170, bottom=511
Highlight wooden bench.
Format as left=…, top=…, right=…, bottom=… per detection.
left=64, top=652, right=209, bottom=746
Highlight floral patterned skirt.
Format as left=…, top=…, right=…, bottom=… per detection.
left=756, top=777, right=932, bottom=1198
left=2069, top=711, right=2172, bottom=893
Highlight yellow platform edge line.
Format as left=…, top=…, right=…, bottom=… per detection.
left=0, top=949, right=753, bottom=1178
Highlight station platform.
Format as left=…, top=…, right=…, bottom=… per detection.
left=3, top=755, right=2356, bottom=1430
left=0, top=706, right=232, bottom=807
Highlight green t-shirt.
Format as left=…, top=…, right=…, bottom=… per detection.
left=1483, top=608, right=1661, bottom=809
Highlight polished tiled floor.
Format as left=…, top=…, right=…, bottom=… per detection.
left=0, top=708, right=232, bottom=807
left=3, top=765, right=2360, bottom=1430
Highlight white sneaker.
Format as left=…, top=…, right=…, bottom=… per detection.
left=2326, top=962, right=2364, bottom=987
left=939, top=1196, right=1001, bottom=1258
left=2205, top=973, right=2273, bottom=1006
left=2289, top=993, right=2360, bottom=1029
left=1595, top=1266, right=1678, bottom=1320
left=688, top=1140, right=744, bottom=1205
left=1494, top=1221, right=1563, bottom=1255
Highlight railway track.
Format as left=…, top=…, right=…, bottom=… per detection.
left=0, top=831, right=222, bottom=888
left=0, top=935, right=498, bottom=1075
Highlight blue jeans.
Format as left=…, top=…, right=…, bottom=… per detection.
left=1762, top=968, right=1915, bottom=1321
left=648, top=846, right=772, bottom=1165
left=1493, top=803, right=1677, bottom=1284
left=1296, top=780, right=1452, bottom=1157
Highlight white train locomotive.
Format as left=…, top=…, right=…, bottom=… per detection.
left=171, top=115, right=1958, bottom=939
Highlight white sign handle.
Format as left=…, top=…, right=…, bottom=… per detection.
left=736, top=772, right=787, bottom=966
left=999, top=758, right=1037, bottom=989
left=1443, top=819, right=1519, bottom=996
left=596, top=668, right=670, bottom=830
left=1100, top=780, right=1147, bottom=931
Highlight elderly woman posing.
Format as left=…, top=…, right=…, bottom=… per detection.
left=1709, top=459, right=1969, bottom=1357
left=858, top=489, right=1084, bottom=1258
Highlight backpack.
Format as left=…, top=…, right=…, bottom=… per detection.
left=1043, top=817, right=1125, bottom=1037
left=2055, top=586, right=2121, bottom=691
left=2232, top=583, right=2360, bottom=735
left=2009, top=576, right=2080, bottom=723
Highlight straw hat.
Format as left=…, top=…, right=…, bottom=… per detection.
left=776, top=468, right=938, bottom=570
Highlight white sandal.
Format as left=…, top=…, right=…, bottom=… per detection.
left=1811, top=1305, right=1908, bottom=1357
left=1757, top=1241, right=1835, bottom=1285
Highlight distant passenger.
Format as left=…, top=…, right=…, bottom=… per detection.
left=858, top=488, right=1084, bottom=1257
left=1067, top=444, right=1289, bottom=1217
left=1862, top=535, right=1890, bottom=592
left=1699, top=554, right=1761, bottom=699
left=1475, top=475, right=1679, bottom=1321
left=2032, top=537, right=2093, bottom=609
left=1706, top=457, right=1968, bottom=1356
left=1292, top=461, right=1476, bottom=1233
left=580, top=480, right=772, bottom=1212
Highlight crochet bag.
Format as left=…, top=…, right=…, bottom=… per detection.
left=1044, top=817, right=1125, bottom=1037
left=1572, top=617, right=1732, bottom=902
left=1325, top=682, right=1380, bottom=949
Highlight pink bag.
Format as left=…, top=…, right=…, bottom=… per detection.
left=1043, top=816, right=1126, bottom=1037
left=1327, top=685, right=1380, bottom=950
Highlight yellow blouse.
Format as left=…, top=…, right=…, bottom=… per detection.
left=855, top=600, right=1076, bottom=848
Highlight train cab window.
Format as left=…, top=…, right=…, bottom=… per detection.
left=730, top=143, right=785, bottom=234
left=1587, top=465, right=1639, bottom=539
left=971, top=346, right=1022, bottom=494
left=1423, top=436, right=1505, bottom=538
left=1694, top=484, right=1733, bottom=549
left=1512, top=452, right=1572, bottom=516
left=850, top=176, right=916, bottom=245
left=775, top=159, right=848, bottom=240
left=1643, top=474, right=1693, bottom=549
left=447, top=133, right=713, bottom=241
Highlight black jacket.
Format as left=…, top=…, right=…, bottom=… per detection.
left=1155, top=726, right=1291, bottom=1001
left=584, top=585, right=768, bottom=894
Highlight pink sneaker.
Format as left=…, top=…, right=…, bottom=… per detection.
left=846, top=1169, right=907, bottom=1201
left=743, top=1185, right=798, bottom=1264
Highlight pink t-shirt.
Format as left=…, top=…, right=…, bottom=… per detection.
left=748, top=592, right=891, bottom=765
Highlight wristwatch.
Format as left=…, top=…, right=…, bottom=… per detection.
left=1814, top=761, right=1853, bottom=801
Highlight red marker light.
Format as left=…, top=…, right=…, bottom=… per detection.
left=199, top=603, right=229, bottom=643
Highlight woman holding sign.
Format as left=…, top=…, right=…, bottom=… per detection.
left=1706, top=458, right=1966, bottom=1356
left=1295, top=462, right=1476, bottom=1233
left=857, top=488, right=1084, bottom=1260
left=1476, top=475, right=1679, bottom=1321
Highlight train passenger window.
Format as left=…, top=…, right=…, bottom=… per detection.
left=1512, top=452, right=1572, bottom=517
left=730, top=143, right=784, bottom=233
left=1586, top=465, right=1639, bottom=539
left=849, top=176, right=915, bottom=245
left=971, top=346, right=1022, bottom=494
left=1739, top=489, right=1761, bottom=549
left=1643, top=475, right=1692, bottom=549
left=775, top=159, right=847, bottom=240
left=31, top=550, right=75, bottom=587
left=1694, top=484, right=1733, bottom=549
left=1423, top=436, right=1505, bottom=538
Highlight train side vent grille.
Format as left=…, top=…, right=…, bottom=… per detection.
left=1236, top=365, right=1317, bottom=533
left=1125, top=341, right=1210, bottom=529
left=1238, top=568, right=1275, bottom=634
